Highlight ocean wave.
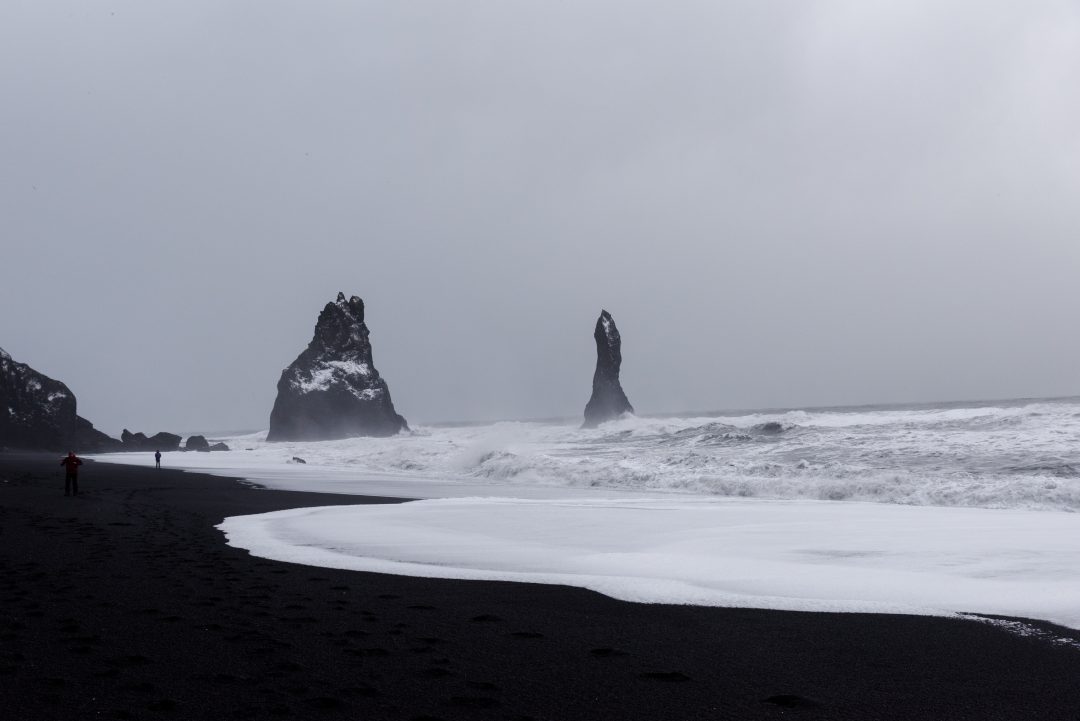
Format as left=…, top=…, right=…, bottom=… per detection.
left=105, top=399, right=1080, bottom=512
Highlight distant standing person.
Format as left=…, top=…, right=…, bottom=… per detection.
left=60, top=451, right=83, bottom=496
left=154, top=450, right=161, bottom=469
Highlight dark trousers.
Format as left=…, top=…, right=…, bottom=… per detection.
left=65, top=473, right=78, bottom=495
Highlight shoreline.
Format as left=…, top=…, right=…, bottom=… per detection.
left=3, top=452, right=1080, bottom=720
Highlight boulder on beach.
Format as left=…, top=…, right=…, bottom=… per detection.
left=185, top=435, right=210, bottom=452
left=209, top=442, right=230, bottom=452
left=148, top=432, right=182, bottom=451
left=267, top=293, right=408, bottom=441
left=121, top=429, right=148, bottom=446
left=120, top=429, right=182, bottom=452
left=582, top=310, right=634, bottom=428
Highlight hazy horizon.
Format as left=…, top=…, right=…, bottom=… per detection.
left=3, top=1, right=1078, bottom=436
left=173, top=389, right=1080, bottom=439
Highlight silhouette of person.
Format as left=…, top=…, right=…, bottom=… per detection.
left=60, top=451, right=83, bottom=496
left=154, top=450, right=161, bottom=469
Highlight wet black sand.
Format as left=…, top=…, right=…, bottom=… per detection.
left=2, top=452, right=1079, bottom=720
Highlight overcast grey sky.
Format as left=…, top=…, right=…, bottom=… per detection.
left=2, top=1, right=1079, bottom=436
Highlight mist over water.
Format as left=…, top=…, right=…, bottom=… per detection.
left=132, top=397, right=1080, bottom=512
left=4, top=2, right=1080, bottom=435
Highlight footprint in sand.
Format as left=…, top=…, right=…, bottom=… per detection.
left=111, top=655, right=152, bottom=668
left=589, top=647, right=627, bottom=658
left=762, top=694, right=821, bottom=709
left=449, top=696, right=501, bottom=709
left=639, top=671, right=691, bottom=682
left=305, top=696, right=344, bottom=710
left=271, top=661, right=306, bottom=674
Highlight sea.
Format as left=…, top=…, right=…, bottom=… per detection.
left=136, top=395, right=1080, bottom=512
left=97, top=396, right=1080, bottom=627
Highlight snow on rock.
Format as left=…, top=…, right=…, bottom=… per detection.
left=267, top=293, right=408, bottom=441
left=0, top=347, right=121, bottom=452
left=583, top=310, right=634, bottom=428
left=0, top=346, right=78, bottom=450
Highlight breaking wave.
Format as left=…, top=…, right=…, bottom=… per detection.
left=190, top=398, right=1080, bottom=512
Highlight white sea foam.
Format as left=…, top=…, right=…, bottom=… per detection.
left=88, top=397, right=1080, bottom=629
left=94, top=398, right=1080, bottom=510
left=218, top=497, right=1080, bottom=629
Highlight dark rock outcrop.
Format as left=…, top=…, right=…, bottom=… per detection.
left=120, top=429, right=182, bottom=452
left=267, top=293, right=408, bottom=441
left=185, top=435, right=210, bottom=452
left=582, top=310, right=634, bottom=428
left=148, top=432, right=182, bottom=451
left=121, top=429, right=148, bottom=446
left=0, top=347, right=77, bottom=450
left=208, top=442, right=230, bottom=452
left=74, top=415, right=123, bottom=452
left=0, top=347, right=123, bottom=452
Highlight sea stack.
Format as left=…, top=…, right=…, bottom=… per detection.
left=582, top=310, right=634, bottom=428
left=267, top=293, right=408, bottom=441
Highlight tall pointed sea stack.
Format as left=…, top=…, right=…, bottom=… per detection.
left=267, top=293, right=408, bottom=441
left=582, top=310, right=634, bottom=428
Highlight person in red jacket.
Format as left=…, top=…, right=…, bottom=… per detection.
left=60, top=451, right=83, bottom=496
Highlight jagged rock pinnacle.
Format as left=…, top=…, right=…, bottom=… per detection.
left=267, top=293, right=407, bottom=441
left=582, top=309, right=634, bottom=428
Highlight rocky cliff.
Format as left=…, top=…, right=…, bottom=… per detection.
left=267, top=293, right=408, bottom=441
left=582, top=310, right=634, bottom=428
left=75, top=415, right=123, bottom=452
left=0, top=347, right=78, bottom=450
left=0, top=347, right=121, bottom=451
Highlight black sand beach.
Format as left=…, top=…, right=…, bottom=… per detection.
left=2, top=453, right=1079, bottom=720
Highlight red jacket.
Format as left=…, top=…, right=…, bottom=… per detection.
left=60, top=456, right=83, bottom=474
